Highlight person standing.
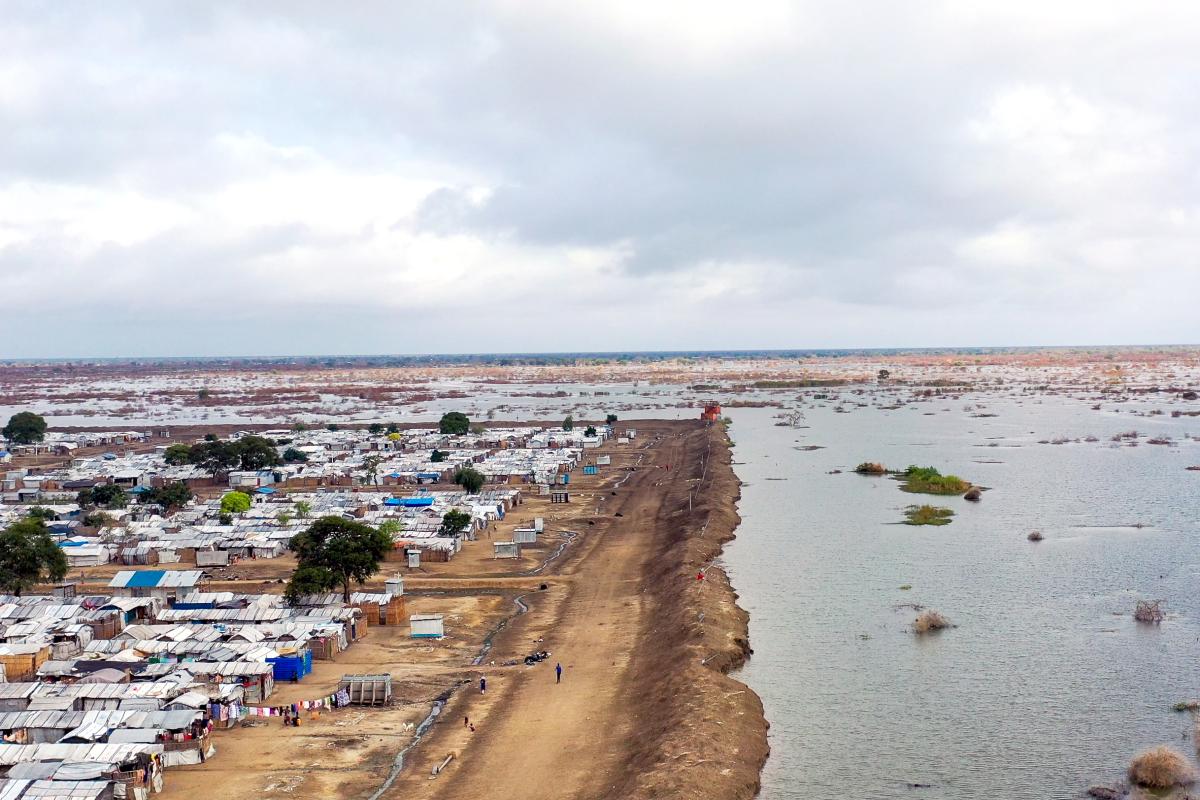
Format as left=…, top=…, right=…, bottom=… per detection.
left=555, top=662, right=562, bottom=684
left=480, top=676, right=486, bottom=694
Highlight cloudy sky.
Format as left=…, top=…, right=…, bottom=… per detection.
left=1, top=1, right=1198, bottom=357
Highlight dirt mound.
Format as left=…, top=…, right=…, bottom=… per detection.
left=601, top=425, right=768, bottom=800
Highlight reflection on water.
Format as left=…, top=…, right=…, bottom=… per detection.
left=725, top=402, right=1200, bottom=800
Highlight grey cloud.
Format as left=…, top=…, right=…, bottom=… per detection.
left=1, top=1, right=1198, bottom=356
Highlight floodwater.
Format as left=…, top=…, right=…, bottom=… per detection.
left=724, top=400, right=1200, bottom=799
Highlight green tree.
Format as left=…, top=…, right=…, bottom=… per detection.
left=368, top=423, right=384, bottom=435
left=453, top=466, right=485, bottom=494
left=190, top=440, right=239, bottom=478
left=3, top=412, right=47, bottom=445
left=386, top=422, right=400, bottom=434
left=26, top=507, right=56, bottom=521
left=584, top=425, right=597, bottom=437
left=232, top=435, right=281, bottom=471
left=163, top=444, right=192, bottom=465
left=439, top=412, right=470, bottom=435
left=82, top=511, right=115, bottom=529
left=286, top=517, right=393, bottom=603
left=89, top=484, right=128, bottom=509
left=0, top=517, right=68, bottom=596
left=562, top=415, right=574, bottom=431
left=220, top=491, right=253, bottom=514
left=203, top=433, right=219, bottom=442
left=292, top=422, right=308, bottom=432
left=430, top=449, right=446, bottom=463
left=294, top=500, right=312, bottom=519
left=606, top=413, right=618, bottom=425
left=362, top=455, right=383, bottom=486
left=282, top=447, right=308, bottom=463
left=327, top=424, right=340, bottom=432
left=218, top=513, right=234, bottom=525
left=142, top=482, right=194, bottom=512
left=378, top=519, right=403, bottom=540
left=439, top=509, right=472, bottom=537
left=276, top=511, right=293, bottom=526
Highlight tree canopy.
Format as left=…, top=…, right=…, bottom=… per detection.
left=170, top=436, right=282, bottom=476
left=142, top=482, right=194, bottom=512
left=562, top=415, right=574, bottom=431
left=286, top=517, right=392, bottom=603
left=368, top=423, right=384, bottom=435
left=606, top=413, right=618, bottom=425
left=430, top=448, right=446, bottom=463
left=232, top=435, right=282, bottom=470
left=584, top=425, right=597, bottom=437
left=282, top=447, right=308, bottom=463
left=220, top=491, right=253, bottom=514
left=439, top=412, right=470, bottom=435
left=163, top=444, right=192, bottom=465
left=0, top=517, right=68, bottom=596
left=439, top=509, right=472, bottom=537
left=78, top=483, right=127, bottom=510
left=3, top=412, right=47, bottom=445
left=453, top=466, right=486, bottom=494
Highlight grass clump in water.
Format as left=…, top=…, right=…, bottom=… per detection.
left=1171, top=700, right=1199, bottom=712
left=912, top=610, right=951, bottom=634
left=1127, top=745, right=1196, bottom=789
left=900, top=465, right=972, bottom=495
left=1134, top=600, right=1165, bottom=624
left=903, top=505, right=955, bottom=526
left=854, top=461, right=889, bottom=475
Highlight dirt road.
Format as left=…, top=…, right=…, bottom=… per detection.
left=385, top=423, right=765, bottom=800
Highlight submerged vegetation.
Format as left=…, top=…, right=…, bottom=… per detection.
left=854, top=461, right=888, bottom=475
left=903, top=505, right=955, bottom=526
left=912, top=610, right=952, bottom=634
left=1134, top=600, right=1165, bottom=624
left=1127, top=746, right=1196, bottom=789
left=900, top=465, right=972, bottom=495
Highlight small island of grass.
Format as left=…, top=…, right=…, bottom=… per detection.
left=900, top=465, right=972, bottom=495
left=903, top=504, right=955, bottom=526
left=854, top=461, right=889, bottom=475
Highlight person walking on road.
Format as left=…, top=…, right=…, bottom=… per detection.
left=555, top=662, right=562, bottom=684
left=480, top=676, right=487, bottom=694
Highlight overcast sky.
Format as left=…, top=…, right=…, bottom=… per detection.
left=1, top=1, right=1198, bottom=357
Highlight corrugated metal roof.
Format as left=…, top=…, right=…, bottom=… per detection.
left=108, top=570, right=202, bottom=589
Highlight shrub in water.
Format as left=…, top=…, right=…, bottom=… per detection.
left=1127, top=745, right=1196, bottom=789
left=900, top=465, right=972, bottom=495
left=903, top=505, right=955, bottom=526
left=912, top=610, right=951, bottom=634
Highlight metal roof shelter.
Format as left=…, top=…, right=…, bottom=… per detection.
left=107, top=571, right=202, bottom=590
left=337, top=674, right=392, bottom=705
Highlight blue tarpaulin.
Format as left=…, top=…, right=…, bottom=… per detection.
left=268, top=650, right=313, bottom=681
left=401, top=496, right=434, bottom=507
left=124, top=570, right=166, bottom=588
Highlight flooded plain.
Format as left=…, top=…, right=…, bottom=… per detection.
left=725, top=398, right=1200, bottom=799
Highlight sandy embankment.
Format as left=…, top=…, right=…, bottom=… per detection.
left=606, top=423, right=769, bottom=799
left=395, top=422, right=768, bottom=800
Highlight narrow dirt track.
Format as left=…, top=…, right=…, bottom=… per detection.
left=394, top=429, right=691, bottom=800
